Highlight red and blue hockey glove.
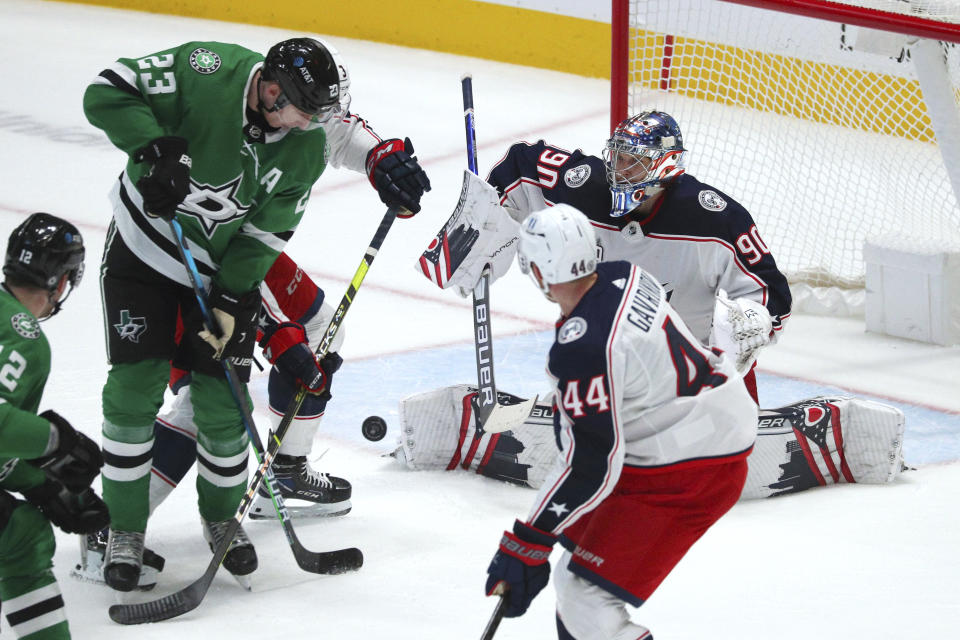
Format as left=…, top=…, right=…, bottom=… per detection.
left=365, top=137, right=431, bottom=216
left=133, top=136, right=192, bottom=220
left=485, top=520, right=556, bottom=618
left=259, top=322, right=328, bottom=393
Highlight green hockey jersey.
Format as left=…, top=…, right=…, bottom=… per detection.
left=0, top=287, right=53, bottom=491
left=83, top=41, right=330, bottom=295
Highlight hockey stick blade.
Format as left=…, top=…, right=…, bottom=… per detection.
left=108, top=545, right=363, bottom=625
left=478, top=396, right=538, bottom=434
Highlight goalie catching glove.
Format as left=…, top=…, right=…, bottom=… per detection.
left=416, top=170, right=519, bottom=296
left=259, top=321, right=338, bottom=396
left=710, top=290, right=773, bottom=373
left=365, top=137, right=431, bottom=216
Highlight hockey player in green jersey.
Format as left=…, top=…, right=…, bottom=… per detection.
left=83, top=36, right=430, bottom=591
left=0, top=213, right=109, bottom=638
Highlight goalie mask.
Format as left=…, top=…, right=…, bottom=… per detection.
left=262, top=37, right=351, bottom=124
left=517, top=204, right=597, bottom=296
left=603, top=110, right=686, bottom=217
left=3, top=212, right=85, bottom=318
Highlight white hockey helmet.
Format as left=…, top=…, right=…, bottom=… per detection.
left=517, top=204, right=598, bottom=295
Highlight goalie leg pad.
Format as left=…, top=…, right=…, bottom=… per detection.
left=741, top=396, right=905, bottom=500
left=396, top=385, right=558, bottom=488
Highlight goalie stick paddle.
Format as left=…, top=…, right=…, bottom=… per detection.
left=461, top=75, right=537, bottom=435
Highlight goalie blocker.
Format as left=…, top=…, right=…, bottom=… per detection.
left=393, top=385, right=906, bottom=499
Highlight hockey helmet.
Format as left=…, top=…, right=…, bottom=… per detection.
left=4, top=213, right=84, bottom=316
left=517, top=204, right=597, bottom=296
left=603, top=110, right=686, bottom=217
left=262, top=38, right=351, bottom=121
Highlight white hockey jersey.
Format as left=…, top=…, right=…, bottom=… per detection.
left=487, top=141, right=792, bottom=344
left=527, top=261, right=757, bottom=535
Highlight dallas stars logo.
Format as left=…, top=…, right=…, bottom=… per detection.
left=177, top=176, right=250, bottom=237
left=114, top=310, right=147, bottom=343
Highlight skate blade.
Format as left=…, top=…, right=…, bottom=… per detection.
left=70, top=565, right=159, bottom=592
left=249, top=499, right=352, bottom=520
left=230, top=572, right=253, bottom=591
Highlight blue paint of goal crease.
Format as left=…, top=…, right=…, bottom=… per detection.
left=319, top=330, right=959, bottom=466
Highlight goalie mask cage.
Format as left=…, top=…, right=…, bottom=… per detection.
left=611, top=0, right=960, bottom=298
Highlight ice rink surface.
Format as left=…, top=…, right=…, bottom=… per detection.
left=1, top=1, right=959, bottom=638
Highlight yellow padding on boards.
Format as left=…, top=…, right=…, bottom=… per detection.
left=55, top=0, right=611, bottom=78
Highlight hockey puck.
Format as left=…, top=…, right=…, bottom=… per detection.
left=362, top=415, right=388, bottom=441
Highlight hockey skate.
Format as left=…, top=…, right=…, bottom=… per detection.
left=250, top=454, right=352, bottom=520
left=202, top=516, right=258, bottom=589
left=103, top=529, right=147, bottom=592
left=71, top=528, right=165, bottom=591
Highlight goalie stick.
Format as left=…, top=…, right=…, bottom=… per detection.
left=461, top=74, right=536, bottom=435
left=108, top=212, right=396, bottom=624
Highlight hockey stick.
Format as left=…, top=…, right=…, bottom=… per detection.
left=480, top=592, right=508, bottom=640
left=108, top=218, right=368, bottom=625
left=268, top=206, right=399, bottom=453
left=461, top=74, right=537, bottom=435
left=165, top=218, right=361, bottom=570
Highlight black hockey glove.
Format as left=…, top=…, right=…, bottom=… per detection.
left=365, top=137, right=431, bottom=216
left=28, top=410, right=104, bottom=492
left=485, top=520, right=555, bottom=618
left=195, top=285, right=260, bottom=361
left=133, top=135, right=192, bottom=220
left=22, top=480, right=110, bottom=535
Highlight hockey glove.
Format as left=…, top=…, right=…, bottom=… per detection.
left=133, top=136, right=192, bottom=220
left=196, top=285, right=260, bottom=361
left=28, top=410, right=104, bottom=492
left=365, top=137, right=431, bottom=216
left=22, top=480, right=110, bottom=535
left=259, top=321, right=328, bottom=393
left=485, top=520, right=555, bottom=618
left=710, top=290, right=774, bottom=373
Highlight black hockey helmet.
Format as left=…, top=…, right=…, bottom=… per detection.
left=262, top=38, right=350, bottom=117
left=4, top=213, right=85, bottom=310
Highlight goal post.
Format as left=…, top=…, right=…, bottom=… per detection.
left=611, top=0, right=960, bottom=305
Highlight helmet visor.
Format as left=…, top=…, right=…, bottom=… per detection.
left=274, top=89, right=351, bottom=127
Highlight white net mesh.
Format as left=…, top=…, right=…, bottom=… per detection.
left=824, top=0, right=960, bottom=23
left=628, top=0, right=960, bottom=289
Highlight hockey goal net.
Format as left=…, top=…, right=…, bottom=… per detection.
left=612, top=0, right=960, bottom=304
